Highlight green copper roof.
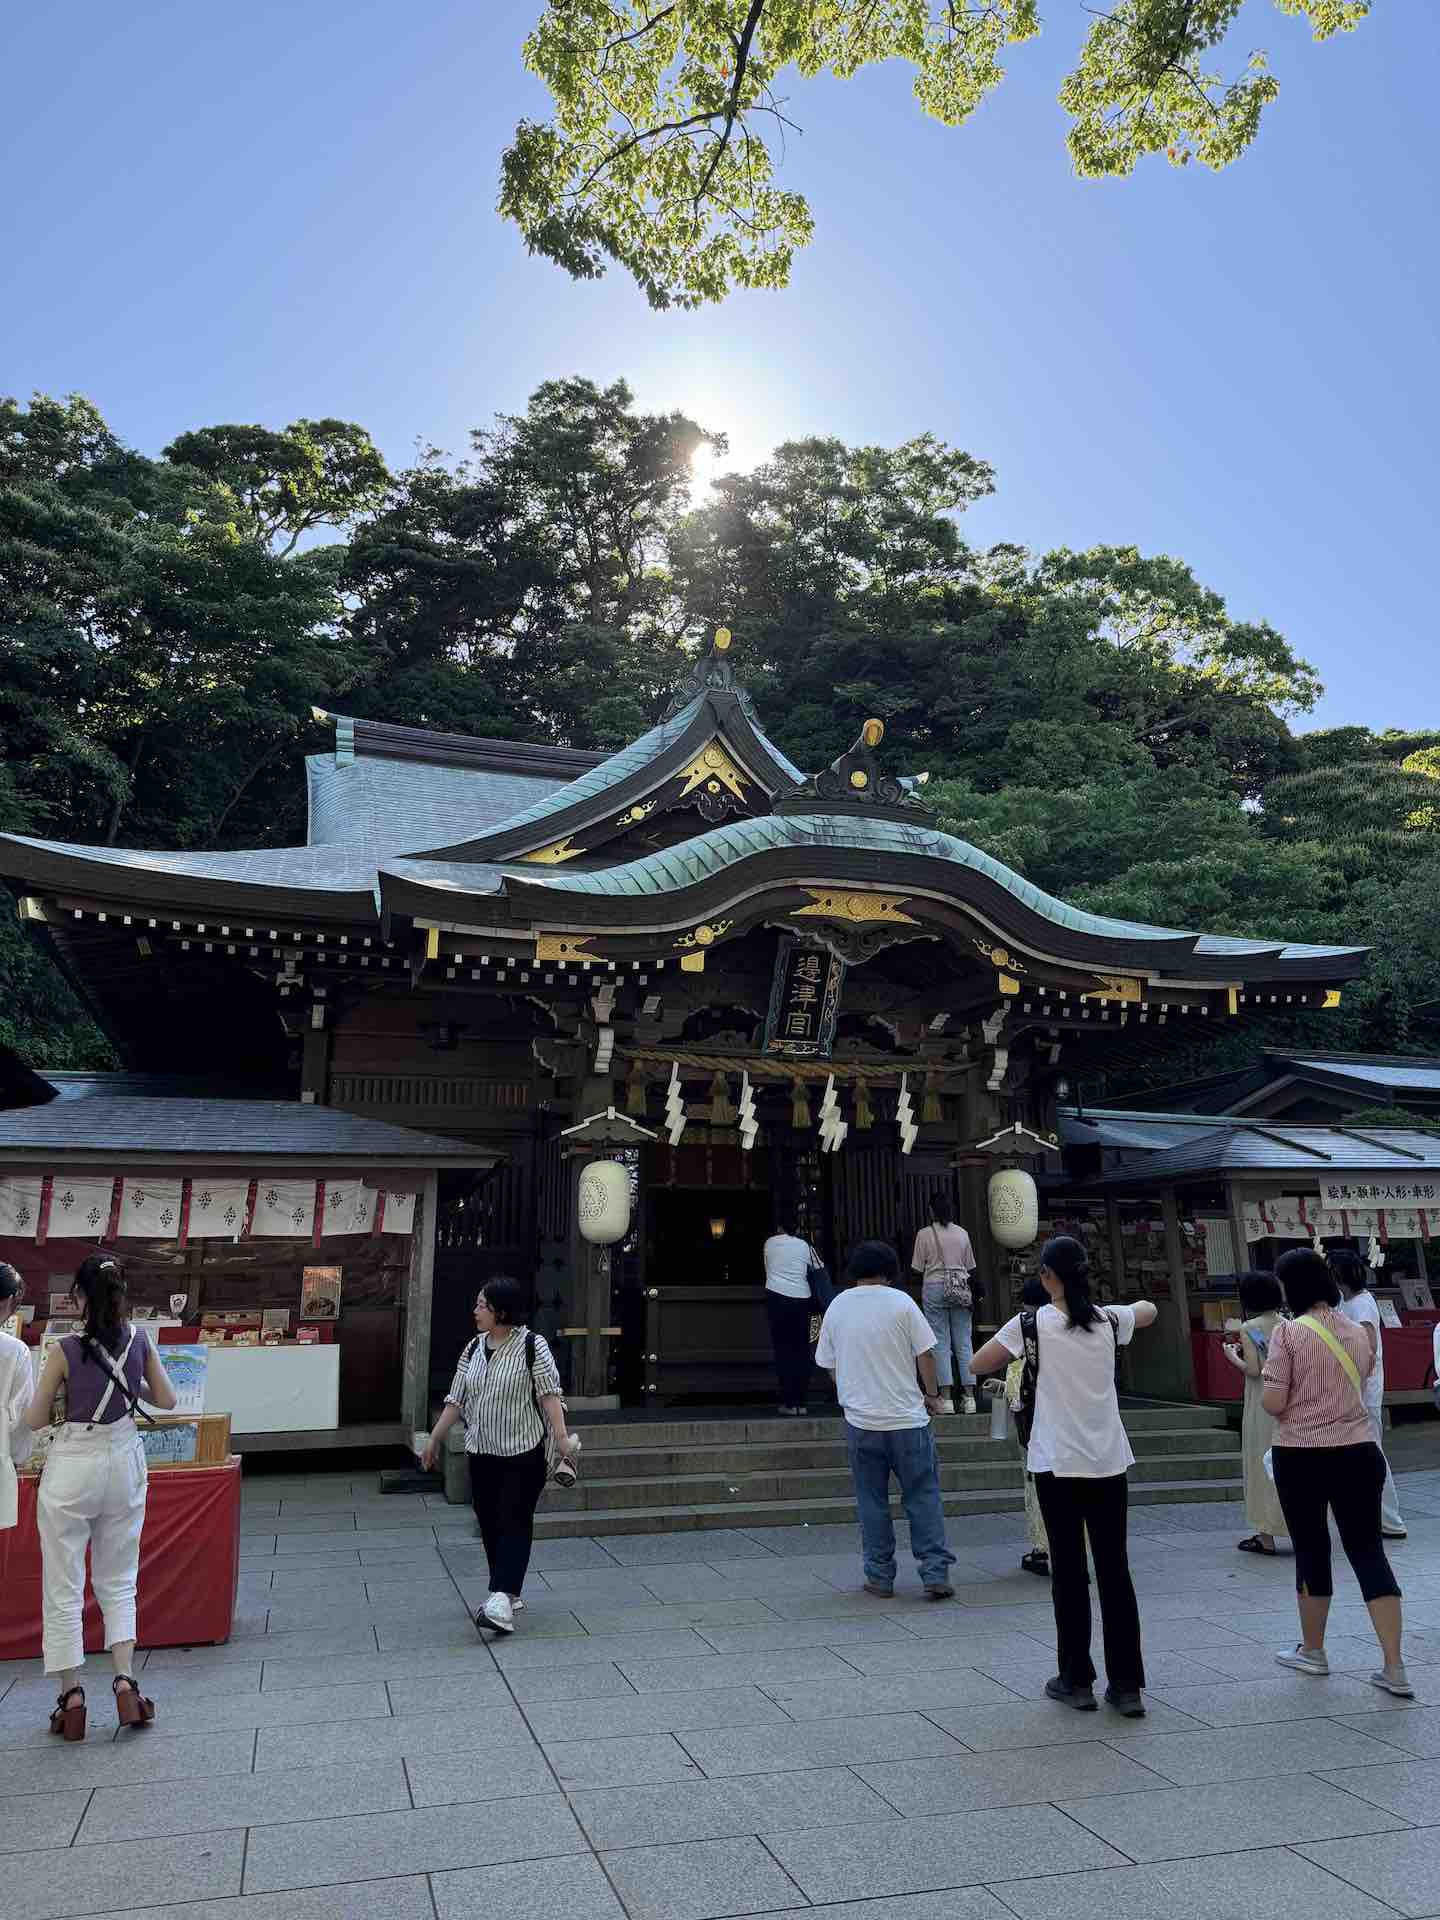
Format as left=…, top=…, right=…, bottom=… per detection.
left=522, top=812, right=1358, bottom=962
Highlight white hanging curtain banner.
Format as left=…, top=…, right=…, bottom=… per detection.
left=378, top=1189, right=415, bottom=1235
left=1242, top=1198, right=1430, bottom=1242
left=117, top=1179, right=183, bottom=1239
left=186, top=1180, right=252, bottom=1242
left=317, top=1179, right=367, bottom=1237
left=250, top=1179, right=317, bottom=1238
left=0, top=1177, right=44, bottom=1238
left=45, top=1177, right=115, bottom=1239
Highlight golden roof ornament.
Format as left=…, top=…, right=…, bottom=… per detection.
left=774, top=717, right=935, bottom=821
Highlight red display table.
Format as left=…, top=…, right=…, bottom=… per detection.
left=1380, top=1325, right=1437, bottom=1393
left=0, top=1459, right=241, bottom=1661
left=1190, top=1330, right=1244, bottom=1402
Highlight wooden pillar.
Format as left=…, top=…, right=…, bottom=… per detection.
left=1160, top=1185, right=1197, bottom=1400
left=301, top=1019, right=331, bottom=1105
left=401, top=1170, right=438, bottom=1435
left=1226, top=1181, right=1252, bottom=1280
left=1106, top=1194, right=1131, bottom=1392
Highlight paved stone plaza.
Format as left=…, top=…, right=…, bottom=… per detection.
left=3, top=1467, right=1440, bottom=1920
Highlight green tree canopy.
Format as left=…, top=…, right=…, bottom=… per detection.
left=501, top=0, right=1371, bottom=309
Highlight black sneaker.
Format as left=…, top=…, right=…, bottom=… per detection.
left=1045, top=1676, right=1098, bottom=1711
left=1104, top=1688, right=1146, bottom=1718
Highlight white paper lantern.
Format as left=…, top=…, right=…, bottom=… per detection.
left=577, top=1159, right=631, bottom=1245
left=988, top=1168, right=1038, bottom=1250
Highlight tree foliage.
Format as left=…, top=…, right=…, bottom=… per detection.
left=2, top=377, right=1435, bottom=1098
left=501, top=0, right=1371, bottom=308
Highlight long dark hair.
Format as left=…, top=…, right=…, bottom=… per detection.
left=1327, top=1248, right=1369, bottom=1298
left=1039, top=1234, right=1100, bottom=1331
left=74, top=1253, right=127, bottom=1356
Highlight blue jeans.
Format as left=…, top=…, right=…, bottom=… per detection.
left=922, top=1296, right=973, bottom=1392
left=844, top=1421, right=955, bottom=1589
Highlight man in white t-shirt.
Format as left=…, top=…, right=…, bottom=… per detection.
left=814, top=1240, right=956, bottom=1599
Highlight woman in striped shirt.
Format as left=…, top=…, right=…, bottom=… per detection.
left=1263, top=1249, right=1410, bottom=1698
left=422, top=1277, right=576, bottom=1636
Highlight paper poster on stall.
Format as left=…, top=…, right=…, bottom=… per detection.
left=141, top=1344, right=208, bottom=1417
left=299, top=1267, right=342, bottom=1319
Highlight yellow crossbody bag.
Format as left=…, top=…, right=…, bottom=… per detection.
left=1295, top=1313, right=1364, bottom=1399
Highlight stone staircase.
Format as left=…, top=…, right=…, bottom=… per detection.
left=535, top=1403, right=1242, bottom=1538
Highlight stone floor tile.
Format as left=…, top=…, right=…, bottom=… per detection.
left=1145, top=1674, right=1418, bottom=1725
left=1334, top=1706, right=1440, bottom=1757
left=374, top=1620, right=518, bottom=1652
left=523, top=1688, right=790, bottom=1743
left=836, top=1636, right=1045, bottom=1676
left=83, top=1879, right=437, bottom=1920
left=433, top=1854, right=627, bottom=1920
left=5, top=1727, right=257, bottom=1792
left=923, top=1694, right=1203, bottom=1749
left=526, top=1536, right=634, bottom=1569
left=384, top=1671, right=514, bottom=1715
left=1297, top=1828, right=1440, bottom=1918
left=570, top=1601, right=779, bottom=1636
left=858, top=1740, right=1161, bottom=1815
left=147, top=1679, right=393, bottom=1732
left=406, top=1743, right=560, bottom=1805
left=606, top=1532, right=783, bottom=1565
left=491, top=1629, right=715, bottom=1671
left=544, top=1732, right=706, bottom=1787
left=675, top=1709, right=964, bottom=1776
left=616, top=1647, right=862, bottom=1694
left=1060, top=1773, right=1409, bottom=1860
left=242, top=1796, right=586, bottom=1892
left=242, top=1538, right=368, bottom=1563
left=0, top=1786, right=92, bottom=1849
left=261, top=1597, right=465, bottom=1633
left=1317, top=1756, right=1440, bottom=1821
left=0, top=1664, right=263, bottom=1715
left=765, top=1803, right=1126, bottom=1904
left=502, top=1661, right=638, bottom=1704
left=598, top=1834, right=804, bottom=1920
left=765, top=1669, right=1018, bottom=1720
left=533, top=1568, right=679, bottom=1601
left=569, top=1765, right=899, bottom=1848
left=692, top=1617, right=917, bottom=1655
left=1185, top=1636, right=1384, bottom=1682
left=986, top=1847, right=1399, bottom=1920
left=1, top=1830, right=246, bottom=1920
left=751, top=1897, right=1010, bottom=1920
left=254, top=1705, right=531, bottom=1770
left=259, top=1645, right=497, bottom=1691
left=1108, top=1716, right=1412, bottom=1783
left=639, top=1565, right=836, bottom=1604
left=77, top=1757, right=411, bottom=1842
left=146, top=1626, right=381, bottom=1667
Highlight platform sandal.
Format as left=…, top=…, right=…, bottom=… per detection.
left=113, top=1675, right=156, bottom=1730
left=49, top=1685, right=86, bottom=1742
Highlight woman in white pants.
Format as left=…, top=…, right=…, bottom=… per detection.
left=1, top=1265, right=37, bottom=1579
left=1329, top=1251, right=1405, bottom=1541
left=25, top=1255, right=176, bottom=1741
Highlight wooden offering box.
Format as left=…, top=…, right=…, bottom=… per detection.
left=141, top=1413, right=232, bottom=1469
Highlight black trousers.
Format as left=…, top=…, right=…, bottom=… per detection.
left=468, top=1443, right=548, bottom=1596
left=1033, top=1470, right=1145, bottom=1694
left=766, top=1292, right=813, bottom=1408
left=1271, top=1442, right=1401, bottom=1603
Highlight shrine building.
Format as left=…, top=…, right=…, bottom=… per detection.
left=0, top=634, right=1366, bottom=1415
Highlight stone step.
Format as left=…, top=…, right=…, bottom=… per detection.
left=564, top=1428, right=1240, bottom=1480
left=543, top=1450, right=1246, bottom=1513
left=568, top=1404, right=1229, bottom=1450
left=532, top=1475, right=1242, bottom=1539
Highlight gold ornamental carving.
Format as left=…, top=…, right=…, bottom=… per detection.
left=1082, top=974, right=1143, bottom=1005
left=615, top=799, right=657, bottom=828
left=792, top=890, right=917, bottom=925
left=973, top=939, right=1026, bottom=975
left=674, top=918, right=733, bottom=951
left=676, top=741, right=750, bottom=805
left=521, top=836, right=585, bottom=865
left=534, top=933, right=598, bottom=963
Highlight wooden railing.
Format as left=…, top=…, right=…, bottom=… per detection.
left=329, top=1074, right=531, bottom=1111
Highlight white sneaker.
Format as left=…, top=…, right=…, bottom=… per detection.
left=961, top=1393, right=977, bottom=1416
left=1370, top=1664, right=1414, bottom=1698
left=480, top=1592, right=515, bottom=1634
left=1275, top=1644, right=1329, bottom=1676
left=937, top=1396, right=955, bottom=1415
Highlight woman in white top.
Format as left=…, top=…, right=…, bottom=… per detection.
left=973, top=1235, right=1158, bottom=1719
left=763, top=1222, right=818, bottom=1415
left=910, top=1200, right=977, bottom=1415
left=1, top=1264, right=37, bottom=1554
left=422, top=1276, right=576, bottom=1636
left=1329, top=1250, right=1405, bottom=1539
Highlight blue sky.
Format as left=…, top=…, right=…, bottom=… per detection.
left=3, top=1, right=1434, bottom=731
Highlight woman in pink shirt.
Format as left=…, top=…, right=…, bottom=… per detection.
left=1263, top=1248, right=1410, bottom=1698
left=910, top=1199, right=977, bottom=1415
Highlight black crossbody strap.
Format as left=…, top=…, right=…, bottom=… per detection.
left=81, top=1331, right=159, bottom=1428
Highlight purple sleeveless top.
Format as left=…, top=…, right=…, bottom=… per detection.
left=61, top=1327, right=149, bottom=1424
